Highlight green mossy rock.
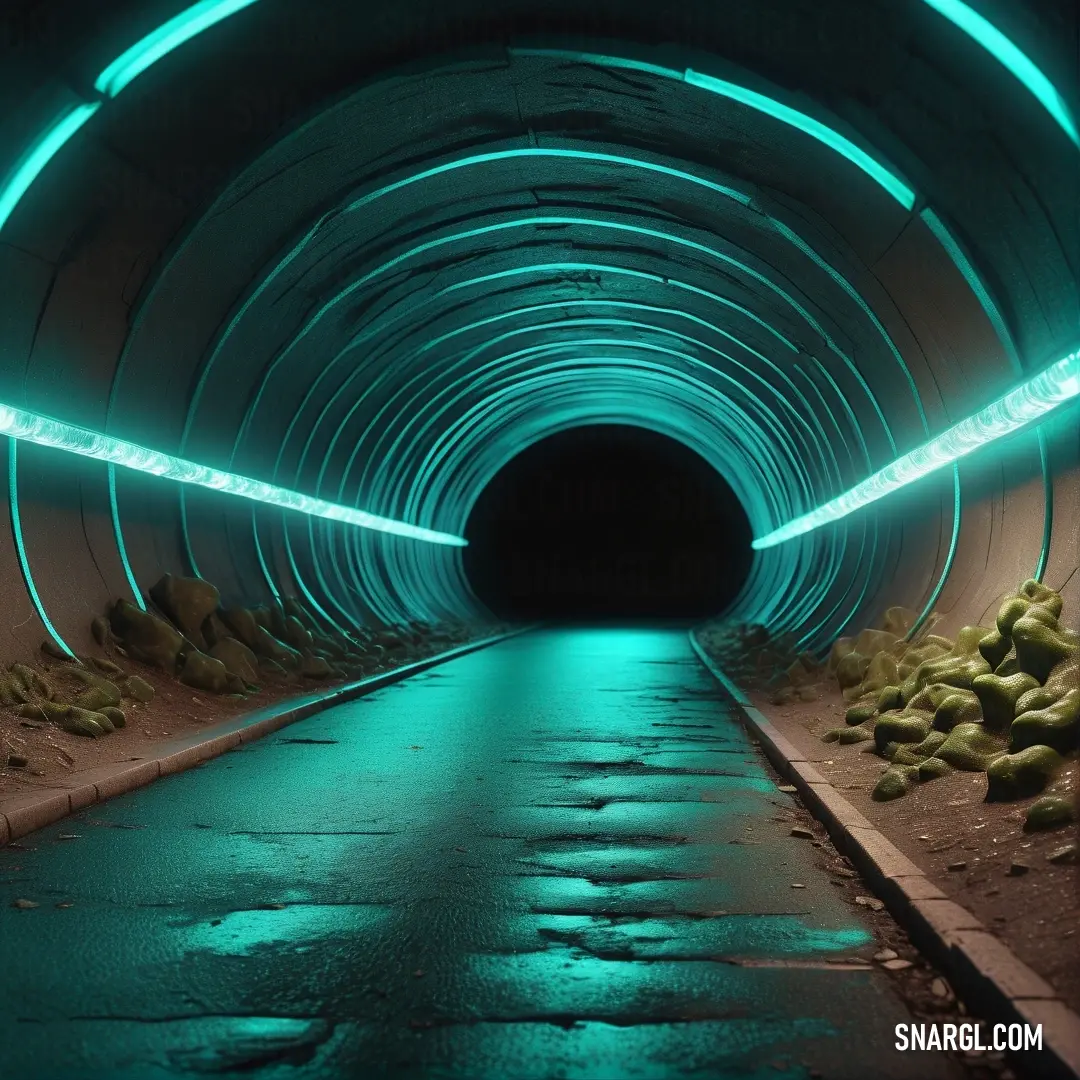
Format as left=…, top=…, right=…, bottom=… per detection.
left=826, top=636, right=855, bottom=673
left=904, top=653, right=992, bottom=701
left=972, top=672, right=1040, bottom=731
left=1008, top=690, right=1080, bottom=754
left=257, top=655, right=289, bottom=677
left=149, top=573, right=220, bottom=650
left=935, top=723, right=1004, bottom=771
left=1015, top=686, right=1059, bottom=715
left=898, top=641, right=950, bottom=680
left=994, top=652, right=1021, bottom=678
left=978, top=629, right=1012, bottom=671
left=877, top=685, right=903, bottom=713
left=836, top=651, right=870, bottom=689
left=918, top=756, right=954, bottom=781
left=874, top=712, right=932, bottom=756
left=300, top=654, right=333, bottom=679
left=61, top=708, right=106, bottom=738
left=121, top=675, right=155, bottom=703
left=110, top=599, right=185, bottom=672
left=221, top=607, right=263, bottom=649
left=954, top=625, right=995, bottom=655
left=985, top=745, right=1063, bottom=801
left=250, top=605, right=273, bottom=631
left=932, top=690, right=983, bottom=731
left=283, top=596, right=318, bottom=628
left=202, top=611, right=233, bottom=649
left=838, top=725, right=874, bottom=745
left=872, top=763, right=919, bottom=801
left=1023, top=794, right=1076, bottom=832
left=891, top=731, right=947, bottom=766
left=846, top=701, right=877, bottom=726
left=88, top=656, right=125, bottom=679
left=860, top=650, right=899, bottom=694
left=1012, top=615, right=1076, bottom=683
left=883, top=606, right=918, bottom=638
left=853, top=628, right=901, bottom=658
left=996, top=595, right=1032, bottom=636
left=1018, top=579, right=1063, bottom=618
left=178, top=650, right=230, bottom=694
left=253, top=626, right=301, bottom=670
left=283, top=616, right=314, bottom=652
left=99, top=706, right=126, bottom=729
left=41, top=701, right=71, bottom=723
left=208, top=638, right=259, bottom=684
left=1043, top=656, right=1080, bottom=697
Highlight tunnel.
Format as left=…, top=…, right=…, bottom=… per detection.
left=0, top=1, right=1077, bottom=1077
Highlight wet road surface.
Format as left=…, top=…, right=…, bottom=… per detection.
left=0, top=628, right=958, bottom=1078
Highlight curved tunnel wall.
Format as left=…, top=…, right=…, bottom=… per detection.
left=0, top=0, right=1076, bottom=663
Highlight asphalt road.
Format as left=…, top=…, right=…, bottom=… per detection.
left=0, top=628, right=959, bottom=1078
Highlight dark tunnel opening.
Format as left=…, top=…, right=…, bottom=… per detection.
left=463, top=425, right=754, bottom=620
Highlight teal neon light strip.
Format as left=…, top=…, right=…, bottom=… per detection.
left=754, top=347, right=1080, bottom=549
left=512, top=48, right=915, bottom=209
left=921, top=0, right=1079, bottom=148
left=7, top=440, right=75, bottom=657
left=95, top=0, right=263, bottom=98
left=108, top=463, right=146, bottom=609
left=0, top=402, right=465, bottom=546
left=683, top=70, right=916, bottom=210
left=0, top=103, right=101, bottom=233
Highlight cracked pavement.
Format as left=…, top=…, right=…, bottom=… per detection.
left=0, top=629, right=961, bottom=1078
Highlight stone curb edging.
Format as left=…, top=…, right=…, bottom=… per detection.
left=690, top=630, right=1080, bottom=1080
left=0, top=627, right=530, bottom=849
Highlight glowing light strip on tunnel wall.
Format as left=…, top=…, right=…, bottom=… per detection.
left=753, top=347, right=1080, bottom=549
left=920, top=0, right=1079, bottom=148
left=95, top=0, right=264, bottom=98
left=0, top=402, right=466, bottom=546
left=0, top=103, right=101, bottom=233
left=513, top=48, right=917, bottom=210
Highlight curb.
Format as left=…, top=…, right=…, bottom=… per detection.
left=690, top=630, right=1080, bottom=1080
left=0, top=627, right=529, bottom=849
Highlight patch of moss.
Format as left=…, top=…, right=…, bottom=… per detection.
left=986, top=745, right=1064, bottom=801
left=935, top=723, right=1004, bottom=771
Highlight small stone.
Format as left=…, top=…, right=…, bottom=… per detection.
left=931, top=978, right=952, bottom=999
left=790, top=827, right=814, bottom=839
left=854, top=896, right=884, bottom=911
left=1006, top=861, right=1030, bottom=877
left=1047, top=844, right=1077, bottom=865
left=12, top=899, right=38, bottom=910
left=6, top=755, right=28, bottom=768
left=947, top=861, right=967, bottom=872
left=777, top=785, right=796, bottom=793
left=55, top=902, right=74, bottom=910
left=882, top=958, right=914, bottom=971
left=873, top=949, right=898, bottom=962
left=790, top=883, right=807, bottom=889
left=414, top=969, right=425, bottom=978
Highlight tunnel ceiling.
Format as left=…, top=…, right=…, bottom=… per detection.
left=0, top=0, right=1077, bottom=659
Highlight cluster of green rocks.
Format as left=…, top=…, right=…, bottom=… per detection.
left=3, top=655, right=153, bottom=739
left=824, top=580, right=1078, bottom=831
left=17, top=573, right=471, bottom=741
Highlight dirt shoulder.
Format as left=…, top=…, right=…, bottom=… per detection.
left=753, top=685, right=1080, bottom=1014
left=0, top=633, right=489, bottom=802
